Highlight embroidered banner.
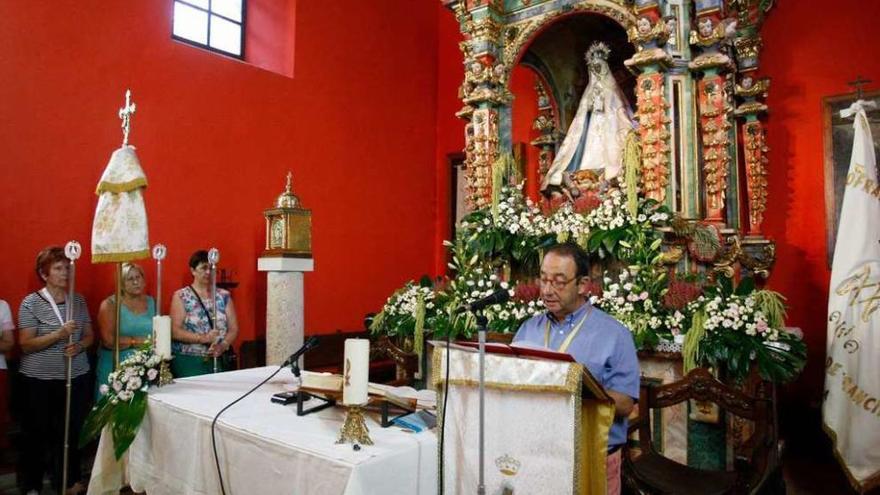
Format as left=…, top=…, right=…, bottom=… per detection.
left=824, top=99, right=880, bottom=493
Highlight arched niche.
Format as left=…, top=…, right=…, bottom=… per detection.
left=506, top=13, right=636, bottom=198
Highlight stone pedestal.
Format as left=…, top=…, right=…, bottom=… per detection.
left=257, top=257, right=314, bottom=366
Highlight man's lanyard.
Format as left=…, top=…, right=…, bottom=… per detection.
left=40, top=288, right=66, bottom=326
left=543, top=306, right=592, bottom=353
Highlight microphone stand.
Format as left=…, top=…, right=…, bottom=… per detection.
left=476, top=311, right=488, bottom=495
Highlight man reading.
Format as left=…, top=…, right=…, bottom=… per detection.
left=513, top=242, right=640, bottom=495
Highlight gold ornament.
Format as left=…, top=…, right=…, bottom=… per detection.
left=158, top=359, right=174, bottom=386
left=263, top=171, right=312, bottom=256
left=336, top=406, right=373, bottom=446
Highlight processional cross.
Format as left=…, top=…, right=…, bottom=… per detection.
left=119, top=89, right=137, bottom=146
left=848, top=75, right=872, bottom=101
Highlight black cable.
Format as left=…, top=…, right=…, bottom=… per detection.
left=211, top=364, right=289, bottom=495
left=438, top=329, right=452, bottom=495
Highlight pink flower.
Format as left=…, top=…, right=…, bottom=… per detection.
left=756, top=320, right=768, bottom=333
left=639, top=291, right=649, bottom=300
left=147, top=368, right=159, bottom=381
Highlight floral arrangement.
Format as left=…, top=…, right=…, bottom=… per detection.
left=597, top=266, right=676, bottom=349
left=683, top=277, right=807, bottom=383
left=80, top=341, right=163, bottom=459
left=369, top=156, right=805, bottom=385
left=371, top=240, right=544, bottom=340
left=437, top=249, right=544, bottom=336
left=370, top=280, right=439, bottom=338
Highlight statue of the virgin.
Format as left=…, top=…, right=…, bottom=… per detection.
left=541, top=41, right=636, bottom=196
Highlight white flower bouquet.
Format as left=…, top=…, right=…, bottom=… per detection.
left=682, top=278, right=806, bottom=383
left=80, top=340, right=164, bottom=460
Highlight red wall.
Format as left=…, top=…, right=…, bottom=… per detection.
left=433, top=5, right=465, bottom=274
left=0, top=1, right=440, bottom=344
left=761, top=0, right=880, bottom=406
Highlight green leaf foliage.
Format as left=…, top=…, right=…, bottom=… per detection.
left=112, top=392, right=148, bottom=460
left=79, top=395, right=113, bottom=448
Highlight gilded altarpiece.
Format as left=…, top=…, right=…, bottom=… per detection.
left=445, top=0, right=775, bottom=282
left=444, top=0, right=779, bottom=470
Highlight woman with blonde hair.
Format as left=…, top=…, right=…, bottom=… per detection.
left=95, top=263, right=155, bottom=399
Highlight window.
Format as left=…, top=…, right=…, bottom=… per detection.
left=172, top=0, right=245, bottom=58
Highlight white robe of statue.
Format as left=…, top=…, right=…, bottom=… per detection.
left=542, top=42, right=635, bottom=191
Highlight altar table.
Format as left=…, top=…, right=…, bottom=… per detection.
left=88, top=367, right=437, bottom=495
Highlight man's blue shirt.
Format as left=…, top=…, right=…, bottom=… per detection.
left=513, top=302, right=640, bottom=449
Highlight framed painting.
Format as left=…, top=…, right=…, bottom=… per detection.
left=822, top=90, right=880, bottom=266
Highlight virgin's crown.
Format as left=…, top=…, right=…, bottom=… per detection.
left=495, top=454, right=522, bottom=476
left=586, top=41, right=611, bottom=62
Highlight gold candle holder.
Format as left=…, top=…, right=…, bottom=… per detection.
left=157, top=359, right=174, bottom=386
left=336, top=405, right=373, bottom=446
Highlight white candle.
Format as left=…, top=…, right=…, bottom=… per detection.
left=342, top=339, right=370, bottom=405
left=153, top=315, right=172, bottom=359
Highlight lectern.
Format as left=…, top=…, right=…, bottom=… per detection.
left=433, top=343, right=615, bottom=495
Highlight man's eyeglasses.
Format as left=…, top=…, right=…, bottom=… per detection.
left=538, top=275, right=579, bottom=290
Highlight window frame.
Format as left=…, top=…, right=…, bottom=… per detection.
left=171, top=0, right=247, bottom=60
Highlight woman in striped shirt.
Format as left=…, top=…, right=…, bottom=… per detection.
left=18, top=246, right=94, bottom=495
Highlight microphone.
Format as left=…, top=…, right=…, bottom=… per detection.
left=285, top=336, right=320, bottom=377
left=456, top=288, right=511, bottom=314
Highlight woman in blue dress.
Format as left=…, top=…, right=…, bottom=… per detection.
left=95, top=263, right=155, bottom=399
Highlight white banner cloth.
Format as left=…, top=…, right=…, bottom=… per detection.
left=88, top=367, right=437, bottom=495
left=824, top=99, right=880, bottom=493
left=436, top=345, right=582, bottom=495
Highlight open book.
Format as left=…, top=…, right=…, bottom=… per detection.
left=300, top=371, right=343, bottom=392
left=368, top=383, right=437, bottom=410
left=429, top=340, right=610, bottom=402
left=453, top=340, right=576, bottom=362
left=300, top=371, right=437, bottom=410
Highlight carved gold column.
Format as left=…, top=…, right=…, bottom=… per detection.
left=729, top=0, right=776, bottom=274
left=735, top=76, right=770, bottom=235
left=452, top=2, right=508, bottom=210
left=625, top=6, right=672, bottom=203
left=689, top=13, right=734, bottom=224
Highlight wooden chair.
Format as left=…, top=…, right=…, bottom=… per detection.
left=623, top=368, right=778, bottom=495
left=371, top=335, right=419, bottom=386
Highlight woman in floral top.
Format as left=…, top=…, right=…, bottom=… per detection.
left=169, top=250, right=239, bottom=377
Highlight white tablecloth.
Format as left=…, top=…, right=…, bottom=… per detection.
left=88, top=367, right=437, bottom=495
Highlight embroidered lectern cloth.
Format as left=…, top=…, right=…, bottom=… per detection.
left=91, top=145, right=149, bottom=263
left=433, top=344, right=614, bottom=495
